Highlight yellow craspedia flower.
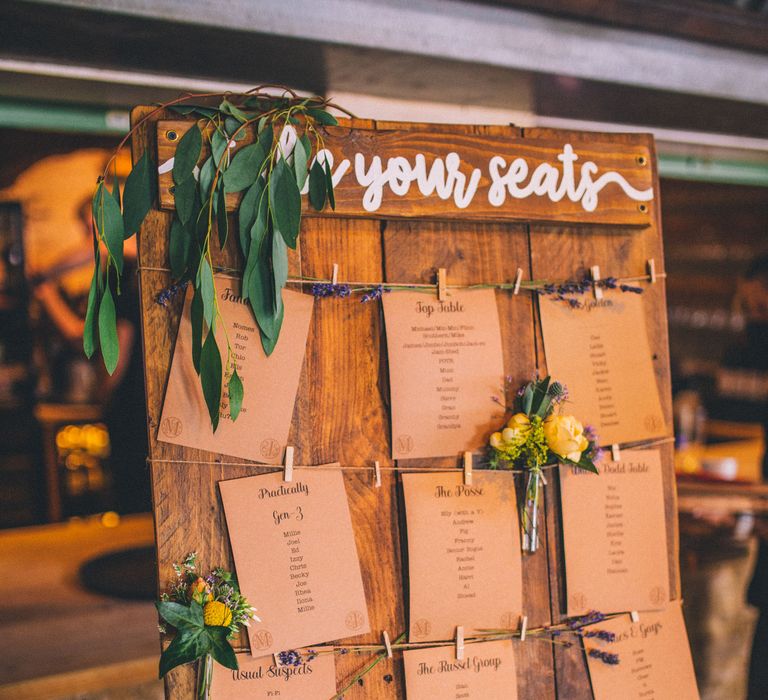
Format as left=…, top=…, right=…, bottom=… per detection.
left=203, top=600, right=233, bottom=627
left=543, top=414, right=588, bottom=462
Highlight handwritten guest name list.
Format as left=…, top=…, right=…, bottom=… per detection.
left=219, top=471, right=369, bottom=657
left=404, top=640, right=518, bottom=700
left=402, top=471, right=522, bottom=642
left=383, top=289, right=505, bottom=460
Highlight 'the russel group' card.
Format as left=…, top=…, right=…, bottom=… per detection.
left=219, top=470, right=370, bottom=657
left=401, top=471, right=522, bottom=642
left=538, top=290, right=666, bottom=446
left=403, top=640, right=518, bottom=700
left=382, top=289, right=505, bottom=460
left=158, top=277, right=314, bottom=464
left=584, top=602, right=700, bottom=700
left=559, top=449, right=669, bottom=615
left=210, top=650, right=336, bottom=699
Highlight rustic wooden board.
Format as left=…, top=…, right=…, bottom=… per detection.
left=133, top=111, right=676, bottom=700
left=155, top=120, right=654, bottom=225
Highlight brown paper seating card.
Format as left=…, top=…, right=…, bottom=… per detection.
left=538, top=290, right=666, bottom=446
left=210, top=650, right=336, bottom=699
left=158, top=278, right=314, bottom=464
left=584, top=602, right=700, bottom=700
left=559, top=449, right=669, bottom=616
left=401, top=471, right=523, bottom=643
left=219, top=470, right=370, bottom=657
left=382, top=289, right=505, bottom=460
left=403, top=639, right=519, bottom=700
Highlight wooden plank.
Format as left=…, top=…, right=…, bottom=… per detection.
left=155, top=119, right=655, bottom=225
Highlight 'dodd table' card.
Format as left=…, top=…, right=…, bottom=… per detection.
left=403, top=640, right=518, bottom=700
left=159, top=277, right=314, bottom=464
left=538, top=291, right=666, bottom=446
left=382, top=289, right=505, bottom=460
left=559, top=449, right=669, bottom=615
left=402, top=471, right=522, bottom=642
left=219, top=470, right=370, bottom=657
left=211, top=651, right=336, bottom=699
left=585, top=602, right=700, bottom=700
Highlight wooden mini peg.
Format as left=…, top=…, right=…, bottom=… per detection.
left=611, top=444, right=621, bottom=462
left=630, top=610, right=640, bottom=622
left=540, top=471, right=548, bottom=486
left=591, top=265, right=603, bottom=300
left=520, top=615, right=528, bottom=641
left=513, top=267, right=524, bottom=295
left=283, top=446, right=294, bottom=482
left=463, top=452, right=473, bottom=485
left=455, top=626, right=465, bottom=660
left=273, top=653, right=281, bottom=666
left=647, top=258, right=657, bottom=284
left=373, top=460, right=382, bottom=488
left=437, top=268, right=448, bottom=301
left=331, top=263, right=339, bottom=285
left=382, top=630, right=393, bottom=658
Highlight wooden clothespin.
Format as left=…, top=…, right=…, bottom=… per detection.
left=273, top=653, right=281, bottom=667
left=591, top=265, right=603, bottom=300
left=437, top=268, right=448, bottom=301
left=463, top=451, right=473, bottom=486
left=455, top=626, right=465, bottom=660
left=611, top=444, right=621, bottom=462
left=331, top=263, right=339, bottom=286
left=513, top=267, right=524, bottom=295
left=283, top=446, right=294, bottom=482
left=519, top=615, right=528, bottom=642
left=646, top=258, right=657, bottom=284
left=630, top=611, right=640, bottom=622
left=540, top=471, right=548, bottom=486
left=382, top=631, right=393, bottom=658
left=373, top=460, right=382, bottom=488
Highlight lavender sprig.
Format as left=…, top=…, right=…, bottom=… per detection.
left=588, top=648, right=620, bottom=665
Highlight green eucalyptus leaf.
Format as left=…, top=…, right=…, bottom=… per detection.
left=191, top=285, right=203, bottom=375
left=238, top=179, right=264, bottom=259
left=306, top=107, right=338, bottom=126
left=207, top=627, right=238, bottom=671
left=272, top=229, right=288, bottom=309
left=169, top=216, right=190, bottom=279
left=259, top=303, right=284, bottom=355
left=169, top=104, right=217, bottom=118
left=156, top=601, right=204, bottom=630
left=198, top=156, right=215, bottom=203
left=224, top=143, right=265, bottom=194
left=224, top=115, right=242, bottom=137
left=308, top=160, right=326, bottom=211
left=173, top=124, right=202, bottom=184
left=201, top=328, right=222, bottom=431
left=293, top=136, right=308, bottom=189
left=93, top=182, right=125, bottom=274
left=199, top=258, right=215, bottom=329
left=173, top=175, right=196, bottom=226
left=83, top=264, right=101, bottom=358
left=219, top=100, right=250, bottom=123
left=122, top=151, right=155, bottom=237
left=324, top=159, right=336, bottom=210
left=98, top=285, right=119, bottom=375
left=270, top=158, right=301, bottom=249
left=216, top=184, right=228, bottom=249
left=257, top=124, right=274, bottom=156
left=211, top=129, right=228, bottom=170
left=228, top=368, right=243, bottom=421
left=248, top=248, right=280, bottom=340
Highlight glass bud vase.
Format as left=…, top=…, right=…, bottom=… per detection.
left=196, top=653, right=213, bottom=699
left=521, top=468, right=542, bottom=553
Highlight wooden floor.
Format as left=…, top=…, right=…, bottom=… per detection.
left=0, top=513, right=162, bottom=699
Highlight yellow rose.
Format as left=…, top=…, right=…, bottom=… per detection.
left=499, top=413, right=530, bottom=446
left=203, top=600, right=233, bottom=627
left=543, top=414, right=588, bottom=462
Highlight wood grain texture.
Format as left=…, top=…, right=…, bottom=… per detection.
left=156, top=119, right=654, bottom=225
left=134, top=110, right=674, bottom=700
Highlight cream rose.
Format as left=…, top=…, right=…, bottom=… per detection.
left=499, top=413, right=530, bottom=445
left=543, top=414, right=589, bottom=462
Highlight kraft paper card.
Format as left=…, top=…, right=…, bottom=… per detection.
left=219, top=470, right=370, bottom=656
left=560, top=449, right=669, bottom=615
left=402, top=471, right=522, bottom=642
left=403, top=640, right=518, bottom=700
left=382, top=289, right=505, bottom=460
left=585, top=602, right=700, bottom=700
left=538, top=291, right=666, bottom=446
left=158, top=277, right=314, bottom=464
left=210, top=651, right=336, bottom=699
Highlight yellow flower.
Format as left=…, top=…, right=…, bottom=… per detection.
left=543, top=414, right=588, bottom=462
left=203, top=600, right=233, bottom=627
left=489, top=432, right=503, bottom=448
left=500, top=413, right=530, bottom=445
left=189, top=577, right=213, bottom=605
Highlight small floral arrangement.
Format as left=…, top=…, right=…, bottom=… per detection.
left=157, top=553, right=258, bottom=699
left=489, top=376, right=601, bottom=552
